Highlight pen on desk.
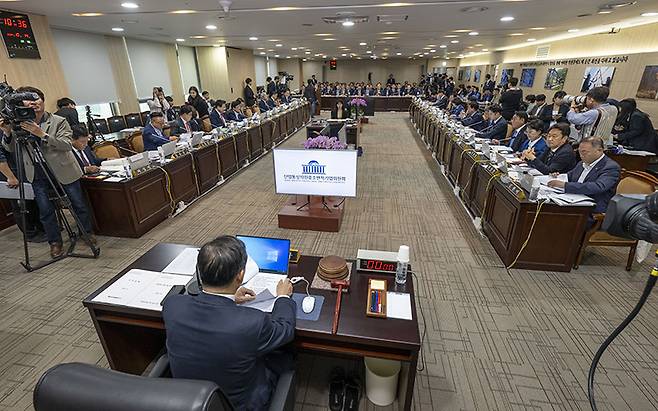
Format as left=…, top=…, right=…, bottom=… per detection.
left=371, top=291, right=377, bottom=312
left=377, top=291, right=381, bottom=313
left=375, top=290, right=380, bottom=313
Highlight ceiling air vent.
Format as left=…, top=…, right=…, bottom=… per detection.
left=536, top=45, right=550, bottom=59
left=376, top=15, right=408, bottom=23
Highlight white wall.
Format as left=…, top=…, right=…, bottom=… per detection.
left=267, top=57, right=279, bottom=78
left=302, top=61, right=324, bottom=82
left=51, top=28, right=118, bottom=105
left=322, top=59, right=427, bottom=84
left=178, top=45, right=199, bottom=93
left=254, top=56, right=267, bottom=87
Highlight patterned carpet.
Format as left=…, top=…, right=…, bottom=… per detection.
left=0, top=112, right=657, bottom=410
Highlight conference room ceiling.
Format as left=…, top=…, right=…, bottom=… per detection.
left=3, top=0, right=658, bottom=60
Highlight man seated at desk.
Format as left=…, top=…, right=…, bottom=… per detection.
left=280, top=89, right=293, bottom=105
left=170, top=105, right=201, bottom=137
left=258, top=92, right=272, bottom=113
left=461, top=102, right=485, bottom=130
left=143, top=112, right=177, bottom=151
left=548, top=136, right=620, bottom=214
left=163, top=236, right=295, bottom=411
left=492, top=111, right=528, bottom=152
left=226, top=100, right=247, bottom=122
left=521, top=123, right=576, bottom=174
left=477, top=104, right=508, bottom=141
left=210, top=100, right=228, bottom=128
left=71, top=125, right=103, bottom=175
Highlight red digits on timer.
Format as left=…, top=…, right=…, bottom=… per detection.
left=366, top=260, right=394, bottom=271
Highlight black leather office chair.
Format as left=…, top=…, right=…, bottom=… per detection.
left=93, top=118, right=110, bottom=134
left=107, top=116, right=128, bottom=133
left=125, top=113, right=143, bottom=128
left=34, top=362, right=231, bottom=411
left=140, top=111, right=150, bottom=125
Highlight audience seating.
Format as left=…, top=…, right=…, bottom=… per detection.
left=574, top=170, right=658, bottom=271
left=107, top=116, right=128, bottom=133
left=92, top=141, right=122, bottom=160
left=200, top=115, right=212, bottom=132
left=126, top=133, right=144, bottom=153
left=93, top=119, right=110, bottom=135
left=125, top=113, right=143, bottom=128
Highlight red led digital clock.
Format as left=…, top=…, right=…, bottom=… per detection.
left=0, top=11, right=40, bottom=59
left=356, top=249, right=399, bottom=274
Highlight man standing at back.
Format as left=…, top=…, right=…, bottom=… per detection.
left=163, top=235, right=296, bottom=410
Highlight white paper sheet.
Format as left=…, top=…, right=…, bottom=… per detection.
left=104, top=177, right=125, bottom=183
left=386, top=292, right=413, bottom=320
left=92, top=269, right=189, bottom=311
left=243, top=273, right=287, bottom=296
left=242, top=289, right=278, bottom=312
left=162, top=248, right=200, bottom=276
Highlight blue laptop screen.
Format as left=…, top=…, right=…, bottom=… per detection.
left=237, top=236, right=290, bottom=274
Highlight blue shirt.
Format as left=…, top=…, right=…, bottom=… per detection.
left=566, top=103, right=611, bottom=126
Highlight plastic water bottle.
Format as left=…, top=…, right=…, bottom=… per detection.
left=395, top=245, right=410, bottom=285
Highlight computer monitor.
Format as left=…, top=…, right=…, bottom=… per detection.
left=236, top=235, right=291, bottom=274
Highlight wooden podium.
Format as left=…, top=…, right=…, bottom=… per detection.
left=278, top=195, right=345, bottom=232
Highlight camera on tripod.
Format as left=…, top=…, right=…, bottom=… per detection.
left=603, top=192, right=658, bottom=243
left=0, top=81, right=38, bottom=126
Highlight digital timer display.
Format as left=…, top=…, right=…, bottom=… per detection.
left=358, top=258, right=398, bottom=273
left=0, top=11, right=40, bottom=59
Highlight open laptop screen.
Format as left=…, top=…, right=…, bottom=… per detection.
left=236, top=235, right=290, bottom=274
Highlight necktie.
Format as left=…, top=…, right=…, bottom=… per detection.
left=185, top=121, right=191, bottom=133
left=79, top=150, right=89, bottom=166
left=546, top=151, right=554, bottom=164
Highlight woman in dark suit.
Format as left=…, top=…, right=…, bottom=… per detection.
left=187, top=86, right=209, bottom=118
left=613, top=98, right=658, bottom=154
left=331, top=100, right=349, bottom=119
left=243, top=78, right=256, bottom=107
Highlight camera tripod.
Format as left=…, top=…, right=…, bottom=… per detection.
left=12, top=128, right=100, bottom=271
left=85, top=105, right=106, bottom=145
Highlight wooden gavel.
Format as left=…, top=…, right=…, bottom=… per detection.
left=330, top=279, right=350, bottom=334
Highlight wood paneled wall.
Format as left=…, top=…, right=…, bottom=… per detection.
left=196, top=46, right=230, bottom=102
left=226, top=47, right=256, bottom=101
left=0, top=14, right=68, bottom=112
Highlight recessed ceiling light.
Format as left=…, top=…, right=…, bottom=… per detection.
left=268, top=39, right=280, bottom=42
left=121, top=2, right=139, bottom=8
left=567, top=28, right=580, bottom=33
left=268, top=49, right=274, bottom=52
left=190, top=35, right=207, bottom=39
left=72, top=12, right=104, bottom=17
left=430, top=49, right=436, bottom=52
left=324, top=38, right=336, bottom=41
left=641, top=12, right=658, bottom=17
left=257, top=47, right=264, bottom=50
left=366, top=50, right=372, bottom=53
left=396, top=52, right=402, bottom=55
left=314, top=33, right=332, bottom=37
left=453, top=29, right=471, bottom=33
left=260, top=52, right=266, bottom=55
left=509, top=33, right=524, bottom=36
left=341, top=53, right=347, bottom=56
left=467, top=46, right=474, bottom=49
left=249, top=36, right=258, bottom=40
left=291, top=47, right=297, bottom=50
left=305, top=51, right=311, bottom=54
left=527, top=38, right=536, bottom=41
left=482, top=48, right=489, bottom=51
left=342, top=21, right=355, bottom=27
left=444, top=35, right=458, bottom=38
left=439, top=44, right=447, bottom=48
left=275, top=54, right=280, bottom=57
left=530, top=27, right=545, bottom=30
left=500, top=16, right=515, bottom=22
left=268, top=6, right=302, bottom=11
left=426, top=44, right=437, bottom=47
left=380, top=31, right=400, bottom=35
left=276, top=44, right=282, bottom=47
left=176, top=38, right=185, bottom=42
left=206, top=24, right=217, bottom=30
left=598, top=10, right=613, bottom=14
left=286, top=56, right=291, bottom=59
left=450, top=40, right=459, bottom=43
left=302, top=58, right=307, bottom=61
left=474, top=43, right=483, bottom=46
left=170, top=10, right=197, bottom=14
left=468, top=31, right=478, bottom=36
left=111, top=27, right=124, bottom=32
left=359, top=42, right=367, bottom=45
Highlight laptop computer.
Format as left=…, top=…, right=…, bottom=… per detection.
left=236, top=235, right=291, bottom=278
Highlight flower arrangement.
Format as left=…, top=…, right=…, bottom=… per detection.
left=348, top=97, right=367, bottom=119
left=348, top=98, right=367, bottom=107
left=303, top=135, right=347, bottom=150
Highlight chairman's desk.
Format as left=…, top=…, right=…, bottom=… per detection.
left=320, top=95, right=412, bottom=113
left=410, top=101, right=593, bottom=272
left=82, top=104, right=310, bottom=238
left=83, top=243, right=421, bottom=410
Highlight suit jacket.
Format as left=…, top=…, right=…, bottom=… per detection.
left=266, top=82, right=276, bottom=96
left=244, top=85, right=256, bottom=107
left=527, top=142, right=576, bottom=175
left=479, top=117, right=508, bottom=141
left=614, top=110, right=658, bottom=154
left=331, top=107, right=349, bottom=119
left=565, top=155, right=621, bottom=213
left=483, top=79, right=495, bottom=92
left=259, top=100, right=271, bottom=113
left=142, top=123, right=171, bottom=151
left=461, top=112, right=484, bottom=130
left=2, top=112, right=82, bottom=185
left=163, top=293, right=296, bottom=411
left=266, top=98, right=277, bottom=109
left=210, top=109, right=228, bottom=128
left=538, top=103, right=569, bottom=131
left=433, top=96, right=448, bottom=110
left=499, top=88, right=523, bottom=120
left=73, top=146, right=103, bottom=172
left=280, top=95, right=292, bottom=105
left=507, top=126, right=528, bottom=152
left=169, top=118, right=201, bottom=136
left=519, top=137, right=547, bottom=157
left=54, top=107, right=80, bottom=127
left=226, top=110, right=246, bottom=122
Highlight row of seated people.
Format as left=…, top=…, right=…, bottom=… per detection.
left=319, top=81, right=423, bottom=96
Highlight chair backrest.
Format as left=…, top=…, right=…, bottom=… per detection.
left=93, top=141, right=121, bottom=160
left=127, top=133, right=145, bottom=153
left=617, top=170, right=658, bottom=195
left=93, top=119, right=110, bottom=134
left=108, top=116, right=128, bottom=133
left=140, top=111, right=150, bottom=125
left=201, top=116, right=212, bottom=132
left=34, top=363, right=232, bottom=411
left=125, top=113, right=143, bottom=128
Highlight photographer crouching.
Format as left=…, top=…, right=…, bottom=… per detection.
left=0, top=86, right=96, bottom=259
left=566, top=86, right=618, bottom=145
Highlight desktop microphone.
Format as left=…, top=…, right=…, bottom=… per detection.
left=464, top=119, right=485, bottom=129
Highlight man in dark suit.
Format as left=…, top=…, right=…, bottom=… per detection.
left=548, top=136, right=620, bottom=214
left=54, top=97, right=80, bottom=127
left=266, top=77, right=276, bottom=97
left=461, top=102, right=485, bottom=130
left=280, top=89, right=293, bottom=105
left=169, top=105, right=201, bottom=136
left=163, top=235, right=295, bottom=411
left=528, top=94, right=547, bottom=117
left=143, top=112, right=177, bottom=151
left=210, top=100, right=228, bottom=128
left=258, top=92, right=272, bottom=112
left=266, top=93, right=278, bottom=109
left=493, top=111, right=528, bottom=152
left=71, top=125, right=103, bottom=175
left=226, top=100, right=247, bottom=122
left=243, top=78, right=256, bottom=107
left=522, top=122, right=576, bottom=174
left=433, top=91, right=448, bottom=110
left=539, top=91, right=569, bottom=131
left=483, top=74, right=495, bottom=93
left=477, top=104, right=508, bottom=141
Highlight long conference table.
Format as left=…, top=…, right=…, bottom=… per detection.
left=83, top=102, right=311, bottom=238
left=410, top=99, right=593, bottom=272
left=320, top=95, right=413, bottom=112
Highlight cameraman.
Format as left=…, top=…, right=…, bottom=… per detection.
left=0, top=86, right=96, bottom=259
left=566, top=86, right=618, bottom=145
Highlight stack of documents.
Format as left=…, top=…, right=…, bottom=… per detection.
left=549, top=193, right=595, bottom=206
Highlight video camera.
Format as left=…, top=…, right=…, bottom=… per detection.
left=603, top=192, right=658, bottom=243
left=0, top=81, right=38, bottom=125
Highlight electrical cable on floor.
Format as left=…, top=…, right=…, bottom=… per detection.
left=588, top=255, right=658, bottom=411
left=410, top=271, right=428, bottom=372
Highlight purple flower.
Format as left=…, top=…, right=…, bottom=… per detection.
left=348, top=98, right=367, bottom=107
left=302, top=134, right=347, bottom=150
